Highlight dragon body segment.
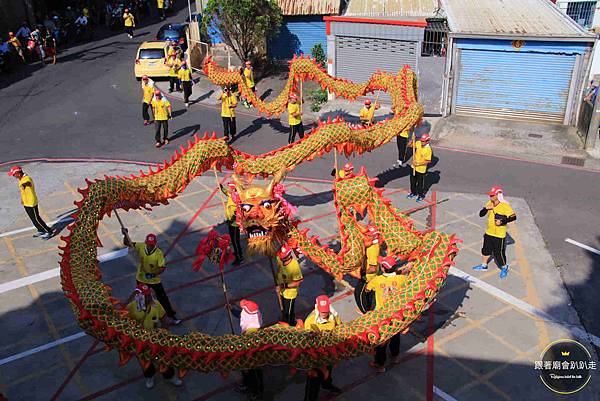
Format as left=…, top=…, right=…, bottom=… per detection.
left=59, top=57, right=458, bottom=375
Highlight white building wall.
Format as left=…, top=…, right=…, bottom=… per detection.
left=556, top=0, right=600, bottom=29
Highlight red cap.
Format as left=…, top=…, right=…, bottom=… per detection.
left=7, top=165, right=23, bottom=176
left=364, top=99, right=371, bottom=105
left=240, top=299, right=259, bottom=314
left=181, top=60, right=187, bottom=65
left=142, top=75, right=149, bottom=80
left=315, top=295, right=331, bottom=313
left=154, top=89, right=161, bottom=96
left=245, top=60, right=251, bottom=66
left=135, top=283, right=151, bottom=296
left=8, top=32, right=14, bottom=36
left=226, top=182, right=236, bottom=190
left=289, top=93, right=298, bottom=100
left=124, top=8, right=129, bottom=12
left=420, top=133, right=431, bottom=142
left=277, top=243, right=293, bottom=259
left=145, top=233, right=157, bottom=246
left=343, top=162, right=354, bottom=171
left=378, top=255, right=396, bottom=271
left=487, top=186, right=503, bottom=196
left=367, top=226, right=379, bottom=237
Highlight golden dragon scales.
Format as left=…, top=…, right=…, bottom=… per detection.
left=59, top=55, right=459, bottom=377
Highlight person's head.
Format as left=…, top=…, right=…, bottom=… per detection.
left=277, top=243, right=293, bottom=264
left=487, top=185, right=503, bottom=203
left=343, top=162, right=354, bottom=174
left=223, top=86, right=231, bottom=94
left=145, top=233, right=157, bottom=250
left=142, top=75, right=149, bottom=83
left=378, top=255, right=397, bottom=273
left=8, top=31, right=14, bottom=37
left=7, top=165, right=24, bottom=179
left=134, top=283, right=154, bottom=309
left=315, top=295, right=331, bottom=319
left=289, top=93, right=298, bottom=104
left=21, top=20, right=28, bottom=27
left=245, top=60, right=251, bottom=68
left=420, top=133, right=430, bottom=145
left=154, top=89, right=162, bottom=99
left=171, top=40, right=177, bottom=47
left=364, top=98, right=371, bottom=107
left=181, top=60, right=187, bottom=69
left=239, top=298, right=262, bottom=332
left=366, top=225, right=379, bottom=243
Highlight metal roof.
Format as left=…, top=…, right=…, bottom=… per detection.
left=276, top=0, right=343, bottom=16
left=442, top=0, right=595, bottom=40
left=344, top=0, right=442, bottom=17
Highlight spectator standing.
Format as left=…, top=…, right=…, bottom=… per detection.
left=150, top=90, right=172, bottom=147
left=7, top=166, right=54, bottom=239
left=43, top=28, right=57, bottom=64
left=15, top=21, right=31, bottom=45
left=123, top=8, right=135, bottom=39
left=7, top=32, right=25, bottom=62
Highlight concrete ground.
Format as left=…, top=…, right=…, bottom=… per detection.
left=0, top=162, right=597, bottom=401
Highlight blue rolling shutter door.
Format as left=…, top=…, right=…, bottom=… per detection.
left=455, top=49, right=577, bottom=123
left=268, top=17, right=326, bottom=60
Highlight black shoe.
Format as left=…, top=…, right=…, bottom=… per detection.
left=322, top=384, right=343, bottom=395
left=233, top=257, right=244, bottom=266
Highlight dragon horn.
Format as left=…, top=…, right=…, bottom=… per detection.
left=266, top=167, right=287, bottom=195
left=231, top=173, right=246, bottom=192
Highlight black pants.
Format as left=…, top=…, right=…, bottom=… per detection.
left=146, top=282, right=177, bottom=318
left=158, top=7, right=165, bottom=19
left=481, top=234, right=507, bottom=267
left=410, top=171, right=426, bottom=197
left=228, top=222, right=243, bottom=260
left=222, top=117, right=236, bottom=139
left=24, top=205, right=52, bottom=234
left=282, top=297, right=296, bottom=326
left=125, top=26, right=134, bottom=36
left=374, top=334, right=401, bottom=366
left=289, top=123, right=304, bottom=144
left=397, top=136, right=409, bottom=162
left=354, top=278, right=375, bottom=314
left=169, top=76, right=180, bottom=91
left=304, top=366, right=334, bottom=401
left=144, top=362, right=175, bottom=379
left=182, top=80, right=192, bottom=103
left=242, top=369, right=264, bottom=398
left=142, top=102, right=151, bottom=121
left=155, top=120, right=169, bottom=142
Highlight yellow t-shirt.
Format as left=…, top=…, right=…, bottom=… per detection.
left=244, top=68, right=255, bottom=88
left=127, top=300, right=165, bottom=330
left=157, top=0, right=165, bottom=8
left=400, top=129, right=410, bottom=138
left=365, top=243, right=380, bottom=282
left=19, top=175, right=38, bottom=207
left=9, top=37, right=21, bottom=48
left=366, top=273, right=407, bottom=310
left=220, top=93, right=237, bottom=118
left=304, top=311, right=342, bottom=332
left=150, top=97, right=171, bottom=120
left=123, top=13, right=135, bottom=27
left=485, top=201, right=515, bottom=239
left=134, top=242, right=165, bottom=284
left=413, top=141, right=432, bottom=174
left=288, top=103, right=301, bottom=126
left=142, top=84, right=153, bottom=103
left=167, top=58, right=181, bottom=77
left=359, top=106, right=376, bottom=122
left=276, top=257, right=303, bottom=299
left=178, top=68, right=191, bottom=82
left=225, top=194, right=237, bottom=225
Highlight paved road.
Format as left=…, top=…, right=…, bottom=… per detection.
left=0, top=5, right=599, bottom=348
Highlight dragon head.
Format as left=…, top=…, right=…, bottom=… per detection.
left=232, top=168, right=289, bottom=256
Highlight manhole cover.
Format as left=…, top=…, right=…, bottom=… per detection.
left=561, top=156, right=585, bottom=167
left=528, top=133, right=543, bottom=138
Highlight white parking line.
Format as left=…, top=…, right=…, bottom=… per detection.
left=434, top=386, right=459, bottom=401
left=0, top=248, right=129, bottom=295
left=449, top=267, right=600, bottom=348
left=0, top=216, right=75, bottom=239
left=0, top=332, right=87, bottom=366
left=565, top=238, right=600, bottom=256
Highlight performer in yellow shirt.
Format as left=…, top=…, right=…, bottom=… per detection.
left=178, top=60, right=193, bottom=107
left=303, top=295, right=343, bottom=399
left=287, top=93, right=304, bottom=144
left=359, top=98, right=379, bottom=126
left=238, top=299, right=264, bottom=398
left=166, top=54, right=181, bottom=92
left=406, top=133, right=433, bottom=202
left=366, top=255, right=408, bottom=372
left=219, top=87, right=238, bottom=142
left=150, top=90, right=172, bottom=148
left=157, top=0, right=166, bottom=20
left=473, top=186, right=517, bottom=279
left=242, top=60, right=256, bottom=108
left=220, top=182, right=244, bottom=265
left=141, top=75, right=154, bottom=125
left=355, top=225, right=380, bottom=313
left=396, top=128, right=411, bottom=167
left=276, top=243, right=303, bottom=325
left=125, top=283, right=183, bottom=389
left=7, top=166, right=53, bottom=239
left=122, top=8, right=135, bottom=38
left=122, top=228, right=182, bottom=324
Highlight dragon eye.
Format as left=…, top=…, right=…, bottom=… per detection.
left=241, top=204, right=253, bottom=212
left=261, top=200, right=272, bottom=209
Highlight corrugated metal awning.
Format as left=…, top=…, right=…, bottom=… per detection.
left=344, top=0, right=441, bottom=17
left=276, top=0, right=342, bottom=16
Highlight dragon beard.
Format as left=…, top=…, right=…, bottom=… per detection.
left=243, top=205, right=288, bottom=258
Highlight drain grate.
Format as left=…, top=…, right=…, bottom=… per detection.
left=561, top=156, right=585, bottom=167
left=528, top=133, right=543, bottom=138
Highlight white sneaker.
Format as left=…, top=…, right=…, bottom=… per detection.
left=33, top=231, right=45, bottom=238
left=41, top=232, right=52, bottom=240
left=145, top=377, right=155, bottom=389
left=185, top=102, right=189, bottom=107
left=169, top=376, right=183, bottom=386
left=171, top=317, right=182, bottom=325
left=396, top=160, right=404, bottom=167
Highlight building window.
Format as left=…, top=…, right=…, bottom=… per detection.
left=565, top=1, right=597, bottom=28
left=422, top=18, right=449, bottom=57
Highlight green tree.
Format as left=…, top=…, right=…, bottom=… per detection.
left=310, top=43, right=326, bottom=66
left=203, top=0, right=283, bottom=62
